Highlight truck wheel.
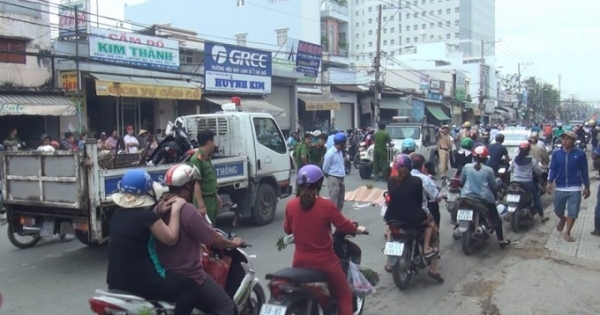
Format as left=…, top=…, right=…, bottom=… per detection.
left=75, top=230, right=101, bottom=247
left=7, top=222, right=40, bottom=249
left=251, top=184, right=277, bottom=226
left=359, top=167, right=372, bottom=179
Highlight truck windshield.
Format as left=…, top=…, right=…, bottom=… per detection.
left=387, top=126, right=420, bottom=140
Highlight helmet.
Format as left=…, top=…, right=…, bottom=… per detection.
left=313, top=130, right=322, bottom=137
left=460, top=137, right=473, bottom=149
left=333, top=132, right=347, bottom=143
left=531, top=131, right=539, bottom=138
left=441, top=125, right=449, bottom=130
left=408, top=152, right=425, bottom=169
left=462, top=122, right=471, bottom=128
left=557, top=122, right=563, bottom=127
left=470, top=131, right=478, bottom=140
left=394, top=154, right=412, bottom=169
left=472, top=146, right=489, bottom=159
left=50, top=141, right=60, bottom=148
left=164, top=164, right=200, bottom=187
left=297, top=164, right=324, bottom=186
left=589, top=119, right=596, bottom=126
left=118, top=169, right=154, bottom=195
left=401, top=138, right=416, bottom=151
left=39, top=145, right=55, bottom=152
left=565, top=125, right=573, bottom=131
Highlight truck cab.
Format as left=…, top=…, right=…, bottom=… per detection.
left=358, top=118, right=439, bottom=179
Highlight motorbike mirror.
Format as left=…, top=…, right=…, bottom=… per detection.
left=389, top=162, right=394, bottom=168
left=174, top=117, right=184, bottom=127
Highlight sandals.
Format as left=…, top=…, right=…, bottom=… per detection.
left=499, top=240, right=512, bottom=249
left=540, top=216, right=550, bottom=224
left=428, top=271, right=445, bottom=284
left=423, top=247, right=439, bottom=258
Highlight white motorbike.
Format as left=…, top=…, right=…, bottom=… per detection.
left=89, top=227, right=264, bottom=315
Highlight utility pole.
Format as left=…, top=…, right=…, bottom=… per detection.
left=372, top=4, right=382, bottom=128
left=74, top=6, right=82, bottom=132
left=479, top=40, right=485, bottom=125
left=517, top=62, right=532, bottom=122
left=558, top=73, right=561, bottom=120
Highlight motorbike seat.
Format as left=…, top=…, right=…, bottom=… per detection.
left=95, top=289, right=146, bottom=302
left=386, top=220, right=421, bottom=236
left=266, top=267, right=328, bottom=283
left=458, top=196, right=489, bottom=213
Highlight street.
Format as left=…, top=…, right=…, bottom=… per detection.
left=1, top=170, right=599, bottom=315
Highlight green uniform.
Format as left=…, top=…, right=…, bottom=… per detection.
left=294, top=143, right=310, bottom=171
left=553, top=128, right=564, bottom=138
left=309, top=144, right=326, bottom=167
left=373, top=130, right=391, bottom=180
left=190, top=148, right=219, bottom=224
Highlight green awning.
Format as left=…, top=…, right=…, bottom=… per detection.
left=426, top=104, right=451, bottom=120
left=379, top=97, right=412, bottom=110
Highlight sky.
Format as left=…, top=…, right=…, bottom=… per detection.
left=50, top=0, right=598, bottom=103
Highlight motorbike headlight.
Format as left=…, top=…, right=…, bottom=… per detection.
left=368, top=149, right=373, bottom=156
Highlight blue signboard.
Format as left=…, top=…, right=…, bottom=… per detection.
left=103, top=162, right=246, bottom=195
left=295, top=41, right=322, bottom=78
left=412, top=99, right=425, bottom=122
left=426, top=92, right=444, bottom=101
left=204, top=42, right=272, bottom=94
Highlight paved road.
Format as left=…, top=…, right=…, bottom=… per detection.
left=0, top=170, right=552, bottom=315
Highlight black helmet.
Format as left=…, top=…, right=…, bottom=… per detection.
left=495, top=133, right=505, bottom=143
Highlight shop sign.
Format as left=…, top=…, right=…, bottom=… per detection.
left=305, top=101, right=340, bottom=111
left=455, top=71, right=467, bottom=101
left=295, top=40, right=322, bottom=78
left=204, top=42, right=272, bottom=94
left=95, top=81, right=201, bottom=100
left=89, top=27, right=180, bottom=70
left=60, top=71, right=78, bottom=91
left=0, top=104, right=76, bottom=116
left=58, top=0, right=89, bottom=37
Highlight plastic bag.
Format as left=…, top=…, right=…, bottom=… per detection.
left=347, top=261, right=375, bottom=297
left=202, top=253, right=231, bottom=287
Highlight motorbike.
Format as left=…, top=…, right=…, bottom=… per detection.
left=354, top=141, right=367, bottom=169
left=576, top=139, right=586, bottom=150
left=384, top=218, right=436, bottom=290
left=444, top=175, right=462, bottom=224
left=89, top=221, right=265, bottom=315
left=146, top=118, right=195, bottom=166
left=506, top=169, right=547, bottom=232
left=262, top=227, right=369, bottom=315
left=454, top=196, right=496, bottom=255
left=5, top=215, right=73, bottom=249
left=345, top=148, right=352, bottom=175
left=552, top=138, right=563, bottom=153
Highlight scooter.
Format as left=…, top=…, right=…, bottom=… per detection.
left=5, top=213, right=73, bottom=249
left=454, top=196, right=497, bottom=255
left=345, top=147, right=352, bottom=175
left=146, top=118, right=194, bottom=166
left=444, top=175, right=461, bottom=224
left=262, top=226, right=369, bottom=315
left=89, top=223, right=265, bottom=315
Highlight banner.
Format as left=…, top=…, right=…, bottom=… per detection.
left=89, top=27, right=180, bottom=70
left=58, top=0, right=89, bottom=37
left=60, top=71, right=78, bottom=91
left=204, top=42, right=272, bottom=94
left=95, top=81, right=201, bottom=100
left=295, top=40, right=322, bottom=77
left=0, top=104, right=76, bottom=116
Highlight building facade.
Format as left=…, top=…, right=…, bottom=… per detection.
left=348, top=0, right=495, bottom=64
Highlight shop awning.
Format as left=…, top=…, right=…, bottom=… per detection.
left=203, top=96, right=286, bottom=117
left=90, top=73, right=202, bottom=100
left=379, top=97, right=412, bottom=110
left=333, top=85, right=369, bottom=93
left=0, top=94, right=76, bottom=116
left=425, top=104, right=451, bottom=120
left=298, top=93, right=340, bottom=111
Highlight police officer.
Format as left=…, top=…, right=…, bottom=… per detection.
left=373, top=123, right=392, bottom=181
left=294, top=132, right=313, bottom=171
left=190, top=129, right=221, bottom=225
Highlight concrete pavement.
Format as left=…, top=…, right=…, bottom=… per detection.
left=0, top=169, right=582, bottom=315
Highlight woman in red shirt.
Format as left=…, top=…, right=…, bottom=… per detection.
left=284, top=165, right=367, bottom=315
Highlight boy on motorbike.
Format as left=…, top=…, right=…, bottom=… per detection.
left=508, top=143, right=548, bottom=223
left=155, top=164, right=244, bottom=314
left=460, top=147, right=512, bottom=249
left=284, top=165, right=367, bottom=315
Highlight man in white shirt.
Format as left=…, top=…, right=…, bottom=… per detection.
left=123, top=125, right=140, bottom=153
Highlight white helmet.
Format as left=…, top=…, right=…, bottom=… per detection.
left=313, top=130, right=322, bottom=137
left=164, top=164, right=200, bottom=187
left=38, top=145, right=55, bottom=152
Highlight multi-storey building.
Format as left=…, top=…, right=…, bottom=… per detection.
left=349, top=0, right=494, bottom=63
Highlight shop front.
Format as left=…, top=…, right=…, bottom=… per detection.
left=297, top=93, right=340, bottom=133
left=0, top=93, right=76, bottom=146
left=379, top=96, right=412, bottom=125
left=86, top=73, right=201, bottom=136
left=331, top=91, right=358, bottom=131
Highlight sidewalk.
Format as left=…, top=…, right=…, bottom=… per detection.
left=545, top=179, right=600, bottom=262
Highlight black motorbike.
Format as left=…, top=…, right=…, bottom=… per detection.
left=552, top=138, right=563, bottom=153
left=506, top=173, right=547, bottom=232
left=145, top=120, right=195, bottom=166
left=454, top=196, right=496, bottom=255
left=345, top=148, right=352, bottom=175
left=263, top=227, right=369, bottom=315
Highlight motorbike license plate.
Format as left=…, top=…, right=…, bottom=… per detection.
left=380, top=205, right=387, bottom=216
left=383, top=242, right=404, bottom=256
left=507, top=194, right=520, bottom=203
left=447, top=193, right=458, bottom=202
left=259, top=304, right=287, bottom=315
left=457, top=210, right=473, bottom=221
left=40, top=220, right=54, bottom=237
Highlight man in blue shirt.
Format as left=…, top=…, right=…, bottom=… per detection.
left=326, top=129, right=338, bottom=149
left=323, top=132, right=347, bottom=211
left=548, top=131, right=591, bottom=242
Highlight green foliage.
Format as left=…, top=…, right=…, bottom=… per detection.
left=276, top=236, right=287, bottom=251
left=359, top=267, right=380, bottom=286
left=138, top=306, right=154, bottom=315
left=521, top=77, right=560, bottom=113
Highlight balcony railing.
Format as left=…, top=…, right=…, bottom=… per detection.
left=321, top=1, right=348, bottom=16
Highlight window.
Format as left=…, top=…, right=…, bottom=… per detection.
left=446, top=8, right=450, bottom=13
left=383, top=28, right=387, bottom=34
left=236, top=33, right=247, bottom=46
left=430, top=10, right=433, bottom=15
left=455, top=19, right=459, bottom=25
left=455, top=32, right=459, bottom=38
left=355, top=0, right=358, bottom=4
left=390, top=51, right=395, bottom=56
left=253, top=118, right=286, bottom=154
left=414, top=12, right=418, bottom=17
left=422, top=23, right=426, bottom=29
left=413, top=0, right=417, bottom=4
left=430, top=22, right=434, bottom=27
left=446, top=21, right=450, bottom=26
left=438, top=21, right=442, bottom=26
left=430, top=0, right=433, bottom=3
left=422, top=11, right=426, bottom=16
left=414, top=36, right=418, bottom=42
left=368, top=30, right=373, bottom=35
left=368, top=18, right=372, bottom=23
left=368, top=6, right=372, bottom=12
left=383, top=16, right=387, bottom=22
left=406, top=37, right=411, bottom=43
left=421, top=0, right=425, bottom=4
left=236, top=0, right=245, bottom=7
left=430, top=35, right=434, bottom=39
left=387, top=126, right=421, bottom=140
left=438, top=9, right=442, bottom=14
left=406, top=25, right=410, bottom=31
left=455, top=7, right=459, bottom=12
left=276, top=28, right=288, bottom=46
left=389, top=15, right=394, bottom=21
left=390, top=27, right=395, bottom=33
left=390, top=39, right=395, bottom=45
left=383, top=40, right=387, bottom=45
left=356, top=33, right=360, bottom=38
left=369, top=52, right=373, bottom=58
left=355, top=22, right=359, bottom=27
left=0, top=38, right=26, bottom=64
left=406, top=13, right=410, bottom=19
left=446, top=33, right=450, bottom=39
left=355, top=11, right=359, bottom=16
left=356, top=44, right=360, bottom=49
left=413, top=24, right=418, bottom=30
left=369, top=41, right=373, bottom=47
